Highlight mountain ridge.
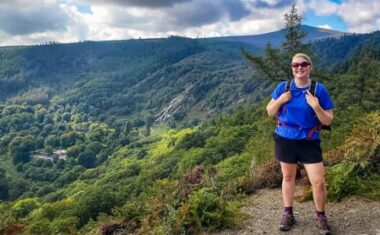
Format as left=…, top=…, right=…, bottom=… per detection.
left=200, top=24, right=351, bottom=48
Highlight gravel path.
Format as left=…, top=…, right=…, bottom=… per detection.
left=210, top=187, right=380, bottom=235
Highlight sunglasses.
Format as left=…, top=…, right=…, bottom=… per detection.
left=291, top=62, right=310, bottom=68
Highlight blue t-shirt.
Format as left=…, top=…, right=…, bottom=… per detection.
left=271, top=80, right=334, bottom=140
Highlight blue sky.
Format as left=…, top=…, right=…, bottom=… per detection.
left=304, top=11, right=347, bottom=32
left=0, top=0, right=379, bottom=46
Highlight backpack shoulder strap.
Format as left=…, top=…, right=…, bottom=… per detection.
left=284, top=80, right=291, bottom=93
left=309, top=80, right=317, bottom=96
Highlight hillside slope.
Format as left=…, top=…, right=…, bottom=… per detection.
left=0, top=26, right=362, bottom=126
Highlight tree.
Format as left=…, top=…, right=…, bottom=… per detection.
left=86, top=141, right=103, bottom=154
left=44, top=135, right=60, bottom=148
left=354, top=52, right=379, bottom=110
left=62, top=112, right=71, bottom=122
left=11, top=198, right=40, bottom=218
left=242, top=4, right=311, bottom=81
left=66, top=145, right=83, bottom=158
left=74, top=187, right=118, bottom=226
left=56, top=159, right=66, bottom=169
left=121, top=121, right=131, bottom=136
left=282, top=5, right=309, bottom=56
left=9, top=135, right=35, bottom=164
left=0, top=168, right=9, bottom=200
left=144, top=114, right=155, bottom=136
left=60, top=131, right=83, bottom=148
left=77, top=150, right=97, bottom=168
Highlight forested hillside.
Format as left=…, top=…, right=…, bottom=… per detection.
left=0, top=24, right=379, bottom=234
left=0, top=36, right=265, bottom=128
left=312, top=31, right=380, bottom=70
left=0, top=25, right=349, bottom=127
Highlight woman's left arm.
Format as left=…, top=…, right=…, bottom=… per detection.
left=305, top=90, right=334, bottom=126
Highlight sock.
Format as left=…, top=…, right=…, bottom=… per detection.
left=284, top=206, right=293, bottom=215
left=316, top=211, right=326, bottom=218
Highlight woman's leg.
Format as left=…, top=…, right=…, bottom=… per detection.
left=303, top=162, right=326, bottom=212
left=304, top=162, right=332, bottom=234
left=280, top=162, right=298, bottom=207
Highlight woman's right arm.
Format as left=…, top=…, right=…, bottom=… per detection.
left=266, top=91, right=291, bottom=117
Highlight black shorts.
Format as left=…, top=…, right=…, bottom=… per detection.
left=273, top=133, right=322, bottom=164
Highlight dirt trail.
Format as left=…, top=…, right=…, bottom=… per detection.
left=213, top=188, right=380, bottom=235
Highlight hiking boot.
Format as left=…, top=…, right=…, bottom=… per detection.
left=316, top=216, right=332, bottom=235
left=279, top=213, right=296, bottom=231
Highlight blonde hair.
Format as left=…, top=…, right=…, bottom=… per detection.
left=292, top=53, right=313, bottom=67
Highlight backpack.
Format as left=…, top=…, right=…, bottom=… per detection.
left=278, top=79, right=331, bottom=140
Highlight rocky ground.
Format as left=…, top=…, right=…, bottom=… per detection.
left=211, top=187, right=380, bottom=235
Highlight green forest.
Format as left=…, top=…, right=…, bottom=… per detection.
left=0, top=7, right=380, bottom=235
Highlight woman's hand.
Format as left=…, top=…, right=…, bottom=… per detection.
left=305, top=90, right=334, bottom=125
left=305, top=90, right=319, bottom=109
left=266, top=91, right=291, bottom=117
left=278, top=91, right=292, bottom=104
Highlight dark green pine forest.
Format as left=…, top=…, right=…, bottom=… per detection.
left=0, top=11, right=380, bottom=234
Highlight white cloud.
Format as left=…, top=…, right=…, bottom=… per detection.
left=80, top=0, right=192, bottom=8
left=307, top=0, right=380, bottom=33
left=1, top=0, right=378, bottom=46
left=337, top=0, right=380, bottom=32
left=309, top=0, right=338, bottom=15
left=0, top=0, right=294, bottom=46
left=317, top=24, right=333, bottom=30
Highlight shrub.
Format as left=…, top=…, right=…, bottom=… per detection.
left=325, top=112, right=380, bottom=201
left=326, top=163, right=363, bottom=201
left=99, top=222, right=128, bottom=235
left=188, top=188, right=242, bottom=230
left=50, top=216, right=79, bottom=234
left=28, top=219, right=51, bottom=235
left=11, top=198, right=40, bottom=218
left=239, top=159, right=282, bottom=194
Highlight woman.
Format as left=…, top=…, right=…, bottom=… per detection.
left=266, top=53, right=334, bottom=235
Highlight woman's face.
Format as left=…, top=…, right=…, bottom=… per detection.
left=291, top=56, right=311, bottom=80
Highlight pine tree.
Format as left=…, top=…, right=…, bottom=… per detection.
left=282, top=5, right=309, bottom=56
left=242, top=4, right=311, bottom=81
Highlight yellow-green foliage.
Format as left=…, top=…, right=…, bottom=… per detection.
left=86, top=122, right=114, bottom=141
left=59, top=181, right=89, bottom=198
left=0, top=203, right=18, bottom=232
left=25, top=197, right=84, bottom=234
left=29, top=218, right=51, bottom=234
left=216, top=153, right=252, bottom=185
left=111, top=178, right=244, bottom=234
left=11, top=198, right=40, bottom=218
left=32, top=198, right=75, bottom=220
left=244, top=135, right=274, bottom=164
left=49, top=216, right=79, bottom=235
left=188, top=188, right=243, bottom=230
left=112, top=146, right=130, bottom=159
left=149, top=128, right=194, bottom=158
left=150, top=124, right=171, bottom=136
left=176, top=148, right=206, bottom=176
